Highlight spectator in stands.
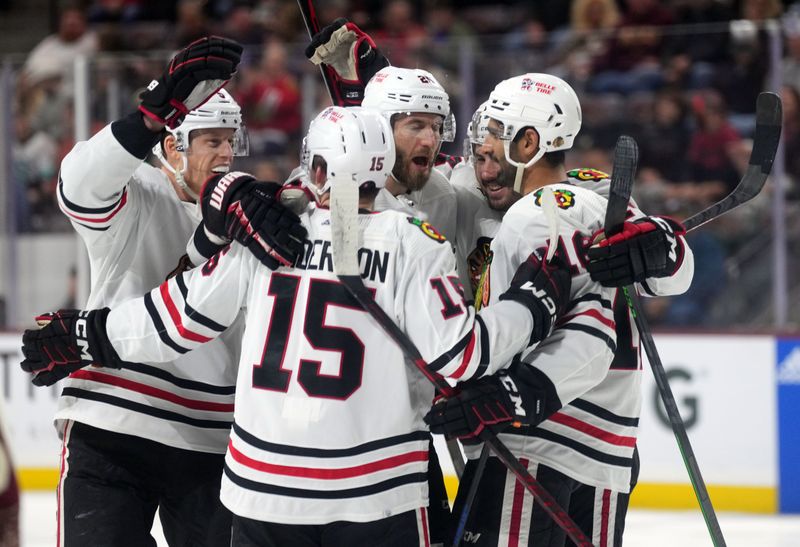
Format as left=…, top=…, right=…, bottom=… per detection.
left=87, top=0, right=143, bottom=23
left=12, top=114, right=58, bottom=232
left=174, top=0, right=213, bottom=47
left=235, top=38, right=301, bottom=157
left=686, top=89, right=743, bottom=196
left=660, top=0, right=734, bottom=90
left=372, top=0, right=426, bottom=68
left=548, top=0, right=620, bottom=91
left=20, top=6, right=98, bottom=90
left=587, top=0, right=675, bottom=95
left=635, top=91, right=691, bottom=183
left=221, top=1, right=268, bottom=48
left=424, top=0, right=477, bottom=73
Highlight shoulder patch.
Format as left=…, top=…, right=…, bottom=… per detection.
left=567, top=168, right=610, bottom=182
left=407, top=217, right=447, bottom=243
left=534, top=188, right=576, bottom=210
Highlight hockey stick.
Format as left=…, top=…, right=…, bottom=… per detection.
left=682, top=91, right=781, bottom=231
left=450, top=187, right=562, bottom=547
left=296, top=0, right=343, bottom=105
left=611, top=93, right=780, bottom=547
left=604, top=135, right=728, bottom=546
left=296, top=0, right=467, bottom=481
left=328, top=181, right=593, bottom=546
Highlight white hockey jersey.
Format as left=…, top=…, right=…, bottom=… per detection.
left=102, top=206, right=538, bottom=524
left=55, top=121, right=240, bottom=453
left=374, top=168, right=458, bottom=243
left=470, top=178, right=694, bottom=493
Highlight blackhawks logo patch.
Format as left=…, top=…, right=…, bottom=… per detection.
left=567, top=168, right=609, bottom=182
left=534, top=188, right=576, bottom=210
left=407, top=217, right=447, bottom=243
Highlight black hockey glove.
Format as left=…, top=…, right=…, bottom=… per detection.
left=139, top=36, right=243, bottom=128
left=201, top=172, right=307, bottom=270
left=586, top=216, right=686, bottom=287
left=21, top=309, right=122, bottom=387
left=305, top=18, right=389, bottom=106
left=499, top=250, right=572, bottom=346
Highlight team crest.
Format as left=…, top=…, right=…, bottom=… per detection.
left=467, top=237, right=493, bottom=296
left=567, top=168, right=609, bottom=182
left=534, top=188, right=576, bottom=210
left=407, top=217, right=447, bottom=243
left=474, top=250, right=493, bottom=311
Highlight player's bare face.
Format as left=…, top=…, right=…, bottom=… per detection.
left=479, top=121, right=522, bottom=211
left=184, top=128, right=236, bottom=195
left=391, top=113, right=443, bottom=191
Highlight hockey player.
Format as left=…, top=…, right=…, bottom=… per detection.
left=305, top=19, right=459, bottom=242
left=425, top=74, right=694, bottom=547
left=306, top=23, right=463, bottom=542
left=49, top=37, right=306, bottom=546
left=21, top=106, right=574, bottom=546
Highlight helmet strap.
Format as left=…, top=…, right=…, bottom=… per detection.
left=503, top=140, right=546, bottom=194
left=160, top=153, right=199, bottom=202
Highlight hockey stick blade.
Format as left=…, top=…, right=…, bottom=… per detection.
left=604, top=135, right=639, bottom=237
left=336, top=275, right=593, bottom=546
left=684, top=91, right=782, bottom=232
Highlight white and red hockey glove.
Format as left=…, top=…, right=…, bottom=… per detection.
left=139, top=36, right=243, bottom=128
left=21, top=309, right=122, bottom=387
left=587, top=216, right=686, bottom=287
left=305, top=18, right=389, bottom=106
left=200, top=172, right=307, bottom=270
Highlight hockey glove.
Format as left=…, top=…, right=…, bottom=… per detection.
left=424, top=370, right=540, bottom=443
left=587, top=216, right=686, bottom=287
left=21, top=309, right=122, bottom=387
left=305, top=18, right=390, bottom=106
left=201, top=172, right=307, bottom=270
left=499, top=250, right=572, bottom=346
left=139, top=36, right=243, bottom=128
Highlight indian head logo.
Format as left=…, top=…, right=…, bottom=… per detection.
left=534, top=188, right=576, bottom=209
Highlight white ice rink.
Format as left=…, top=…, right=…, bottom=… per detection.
left=18, top=491, right=800, bottom=547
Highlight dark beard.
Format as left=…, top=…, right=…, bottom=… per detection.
left=392, top=149, right=431, bottom=191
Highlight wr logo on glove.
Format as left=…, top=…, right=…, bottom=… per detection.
left=146, top=79, right=159, bottom=91
left=209, top=171, right=245, bottom=211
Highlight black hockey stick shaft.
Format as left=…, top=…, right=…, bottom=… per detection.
left=604, top=138, right=727, bottom=546
left=451, top=444, right=489, bottom=547
left=337, top=274, right=594, bottom=547
left=296, top=0, right=342, bottom=104
left=682, top=92, right=782, bottom=232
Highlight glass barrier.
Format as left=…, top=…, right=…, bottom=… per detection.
left=1, top=20, right=797, bottom=330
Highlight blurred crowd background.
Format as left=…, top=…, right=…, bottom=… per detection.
left=1, top=0, right=799, bottom=329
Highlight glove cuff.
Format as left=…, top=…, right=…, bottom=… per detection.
left=84, top=308, right=124, bottom=369
left=498, top=290, right=554, bottom=345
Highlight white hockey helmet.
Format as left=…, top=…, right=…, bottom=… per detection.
left=464, top=100, right=491, bottom=159
left=485, top=73, right=581, bottom=170
left=166, top=88, right=249, bottom=156
left=362, top=66, right=456, bottom=142
left=153, top=89, right=248, bottom=201
left=301, top=106, right=395, bottom=197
